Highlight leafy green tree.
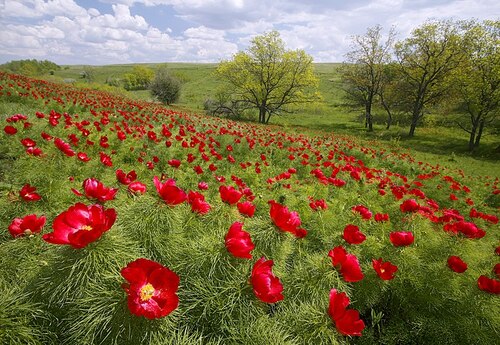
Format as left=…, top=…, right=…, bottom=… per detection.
left=150, top=67, right=181, bottom=105
left=216, top=31, right=320, bottom=124
left=395, top=20, right=464, bottom=137
left=123, top=65, right=154, bottom=90
left=453, top=20, right=500, bottom=152
left=377, top=62, right=405, bottom=129
left=341, top=25, right=395, bottom=131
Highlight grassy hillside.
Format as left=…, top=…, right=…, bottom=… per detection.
left=1, top=72, right=499, bottom=345
left=16, top=62, right=500, bottom=177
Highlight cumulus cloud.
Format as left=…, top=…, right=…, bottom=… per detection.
left=3, top=0, right=88, bottom=19
left=1, top=0, right=499, bottom=64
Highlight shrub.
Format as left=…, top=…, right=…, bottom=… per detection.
left=150, top=68, right=181, bottom=105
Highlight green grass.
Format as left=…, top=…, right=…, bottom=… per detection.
left=50, top=63, right=219, bottom=109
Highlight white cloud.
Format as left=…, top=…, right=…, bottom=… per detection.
left=184, top=26, right=226, bottom=40
left=1, top=0, right=499, bottom=64
left=3, top=0, right=88, bottom=19
left=88, top=8, right=100, bottom=17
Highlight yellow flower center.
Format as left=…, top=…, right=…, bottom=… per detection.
left=80, top=225, right=93, bottom=231
left=24, top=229, right=33, bottom=236
left=140, top=283, right=155, bottom=301
left=380, top=268, right=385, bottom=274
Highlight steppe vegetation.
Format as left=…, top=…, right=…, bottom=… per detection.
left=0, top=19, right=498, bottom=345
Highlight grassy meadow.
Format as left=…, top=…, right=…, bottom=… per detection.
left=47, top=62, right=499, bottom=177
left=0, top=66, right=499, bottom=345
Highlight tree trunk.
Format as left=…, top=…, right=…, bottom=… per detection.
left=474, top=119, right=485, bottom=149
left=408, top=104, right=422, bottom=137
left=365, top=103, right=373, bottom=132
left=468, top=125, right=477, bottom=152
left=364, top=91, right=374, bottom=131
left=408, top=118, right=417, bottom=137
left=380, top=95, right=392, bottom=129
left=258, top=106, right=266, bottom=124
left=265, top=112, right=272, bottom=124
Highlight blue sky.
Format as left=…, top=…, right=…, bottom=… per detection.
left=1, top=0, right=498, bottom=65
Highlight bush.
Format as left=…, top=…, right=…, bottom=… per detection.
left=150, top=68, right=181, bottom=105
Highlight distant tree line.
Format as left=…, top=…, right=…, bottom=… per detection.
left=210, top=20, right=497, bottom=152
left=340, top=19, right=499, bottom=151
left=0, top=59, right=61, bottom=76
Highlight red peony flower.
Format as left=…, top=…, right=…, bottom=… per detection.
left=116, top=169, right=137, bottom=185
left=389, top=231, right=414, bottom=246
left=251, top=257, right=284, bottom=303
left=328, top=288, right=350, bottom=321
left=26, top=146, right=43, bottom=156
left=128, top=181, right=147, bottom=194
left=77, top=152, right=91, bottom=162
left=153, top=176, right=187, bottom=206
left=237, top=201, right=256, bottom=217
left=168, top=159, right=181, bottom=168
left=21, top=138, right=36, bottom=147
left=328, top=246, right=364, bottom=282
left=400, top=199, right=420, bottom=213
left=42, top=203, right=116, bottom=248
left=447, top=256, right=468, bottom=273
left=8, top=214, right=46, bottom=238
left=99, top=152, right=113, bottom=167
left=443, top=221, right=485, bottom=239
left=4, top=125, right=17, bottom=135
left=372, top=258, right=398, bottom=280
left=54, top=138, right=75, bottom=157
left=477, top=275, right=500, bottom=294
left=309, top=198, right=328, bottom=211
left=198, top=181, right=208, bottom=190
left=219, top=185, right=243, bottom=205
left=224, top=221, right=255, bottom=259
left=351, top=205, right=372, bottom=220
left=374, top=213, right=389, bottom=222
left=19, top=184, right=41, bottom=201
left=72, top=178, right=118, bottom=203
left=328, top=289, right=365, bottom=336
left=268, top=200, right=307, bottom=238
left=121, top=258, right=180, bottom=319
left=343, top=224, right=366, bottom=245
left=494, top=264, right=500, bottom=279
left=187, top=191, right=211, bottom=215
